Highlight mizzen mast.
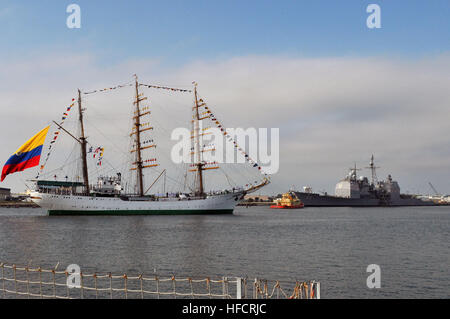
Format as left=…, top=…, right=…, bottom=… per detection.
left=192, top=83, right=204, bottom=196
left=189, top=83, right=219, bottom=196
left=78, top=89, right=90, bottom=194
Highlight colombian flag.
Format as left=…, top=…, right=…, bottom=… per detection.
left=1, top=126, right=50, bottom=182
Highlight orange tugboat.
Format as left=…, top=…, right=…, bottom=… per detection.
left=270, top=192, right=304, bottom=209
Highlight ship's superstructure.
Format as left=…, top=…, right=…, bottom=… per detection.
left=91, top=175, right=122, bottom=196
left=271, top=192, right=304, bottom=209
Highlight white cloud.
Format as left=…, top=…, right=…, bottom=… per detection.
left=0, top=53, right=449, bottom=195
left=166, top=55, right=450, bottom=194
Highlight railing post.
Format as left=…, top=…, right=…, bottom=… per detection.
left=315, top=282, right=321, bottom=299
left=1, top=263, right=5, bottom=299
left=222, top=277, right=227, bottom=299
left=80, top=272, right=84, bottom=299
left=243, top=278, right=247, bottom=298
left=172, top=275, right=177, bottom=299
left=13, top=265, right=17, bottom=298
left=236, top=277, right=242, bottom=299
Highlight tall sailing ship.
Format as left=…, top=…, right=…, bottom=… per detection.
left=28, top=76, right=269, bottom=215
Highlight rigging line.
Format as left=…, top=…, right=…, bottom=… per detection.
left=144, top=169, right=166, bottom=195
left=81, top=81, right=134, bottom=96
left=20, top=178, right=31, bottom=192
left=37, top=120, right=74, bottom=175
left=227, top=162, right=255, bottom=186
left=92, top=166, right=117, bottom=180
left=143, top=93, right=191, bottom=127
left=138, top=83, right=192, bottom=93
left=79, top=140, right=117, bottom=173
left=218, top=167, right=237, bottom=189
left=84, top=118, right=129, bottom=157
left=144, top=166, right=190, bottom=190
left=39, top=136, right=78, bottom=177
left=39, top=158, right=80, bottom=178
left=142, top=105, right=186, bottom=137
left=83, top=105, right=131, bottom=144
left=152, top=86, right=193, bottom=102
left=140, top=82, right=192, bottom=89
left=81, top=117, right=130, bottom=173
left=183, top=169, right=193, bottom=193
left=172, top=165, right=190, bottom=193
left=62, top=141, right=78, bottom=168
left=85, top=104, right=159, bottom=175
left=85, top=151, right=117, bottom=174
left=222, top=154, right=259, bottom=181
left=202, top=100, right=267, bottom=177
left=241, top=165, right=260, bottom=183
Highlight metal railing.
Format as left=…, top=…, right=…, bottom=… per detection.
left=0, top=262, right=320, bottom=299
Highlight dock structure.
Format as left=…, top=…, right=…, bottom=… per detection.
left=0, top=262, right=320, bottom=299
left=0, top=188, right=11, bottom=200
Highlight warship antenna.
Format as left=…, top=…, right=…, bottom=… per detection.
left=365, top=154, right=380, bottom=186
left=348, top=163, right=361, bottom=181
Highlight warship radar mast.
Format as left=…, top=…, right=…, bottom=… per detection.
left=365, top=154, right=380, bottom=186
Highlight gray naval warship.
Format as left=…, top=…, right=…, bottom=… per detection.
left=295, top=155, right=435, bottom=207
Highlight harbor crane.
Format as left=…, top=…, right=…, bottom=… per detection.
left=428, top=182, right=441, bottom=197
left=428, top=182, right=448, bottom=205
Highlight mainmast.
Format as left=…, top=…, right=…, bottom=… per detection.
left=129, top=75, right=158, bottom=196
left=193, top=83, right=204, bottom=196
left=78, top=89, right=89, bottom=194
left=133, top=75, right=145, bottom=196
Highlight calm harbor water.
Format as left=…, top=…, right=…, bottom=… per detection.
left=0, top=205, right=448, bottom=298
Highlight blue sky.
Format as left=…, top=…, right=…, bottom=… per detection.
left=1, top=0, right=449, bottom=65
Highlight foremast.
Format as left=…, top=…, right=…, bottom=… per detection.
left=49, top=89, right=89, bottom=195
left=78, top=89, right=90, bottom=194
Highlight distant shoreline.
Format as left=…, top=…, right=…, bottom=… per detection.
left=237, top=202, right=272, bottom=206
left=0, top=201, right=39, bottom=208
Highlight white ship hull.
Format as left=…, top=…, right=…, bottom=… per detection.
left=30, top=191, right=244, bottom=215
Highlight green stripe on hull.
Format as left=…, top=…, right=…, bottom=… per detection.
left=48, top=209, right=234, bottom=216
